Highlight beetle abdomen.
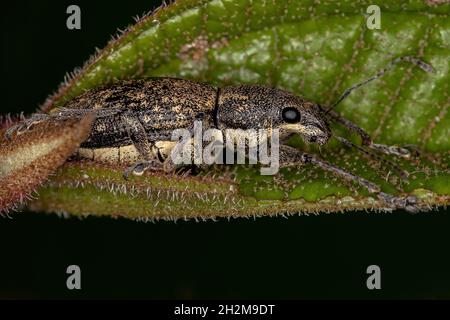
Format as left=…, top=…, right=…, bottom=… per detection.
left=77, top=144, right=140, bottom=164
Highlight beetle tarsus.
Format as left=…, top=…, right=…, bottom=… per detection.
left=378, top=193, right=419, bottom=213
left=370, top=143, right=419, bottom=159
left=123, top=159, right=163, bottom=179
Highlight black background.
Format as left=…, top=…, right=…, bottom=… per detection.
left=1, top=0, right=449, bottom=299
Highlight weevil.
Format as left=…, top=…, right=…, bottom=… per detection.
left=5, top=56, right=434, bottom=211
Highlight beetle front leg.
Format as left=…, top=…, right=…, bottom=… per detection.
left=279, top=145, right=418, bottom=212
left=121, top=114, right=163, bottom=179
left=326, top=109, right=419, bottom=159
left=335, top=136, right=409, bottom=181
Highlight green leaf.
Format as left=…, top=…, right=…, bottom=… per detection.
left=25, top=0, right=450, bottom=219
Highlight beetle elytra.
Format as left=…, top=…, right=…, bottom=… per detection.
left=5, top=56, right=434, bottom=212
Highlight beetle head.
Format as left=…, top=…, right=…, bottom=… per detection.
left=217, top=85, right=331, bottom=146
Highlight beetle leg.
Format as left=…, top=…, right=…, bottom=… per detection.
left=326, top=109, right=419, bottom=159
left=279, top=145, right=418, bottom=212
left=121, top=114, right=162, bottom=179
left=369, top=143, right=420, bottom=159
left=280, top=121, right=411, bottom=181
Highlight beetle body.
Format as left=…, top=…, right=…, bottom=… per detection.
left=6, top=55, right=433, bottom=211
left=50, top=77, right=331, bottom=166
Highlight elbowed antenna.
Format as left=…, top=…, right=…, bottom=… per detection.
left=325, top=56, right=435, bottom=114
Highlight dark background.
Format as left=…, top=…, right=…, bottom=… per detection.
left=1, top=0, right=449, bottom=299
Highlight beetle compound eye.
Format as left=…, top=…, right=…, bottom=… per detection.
left=282, top=107, right=301, bottom=123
